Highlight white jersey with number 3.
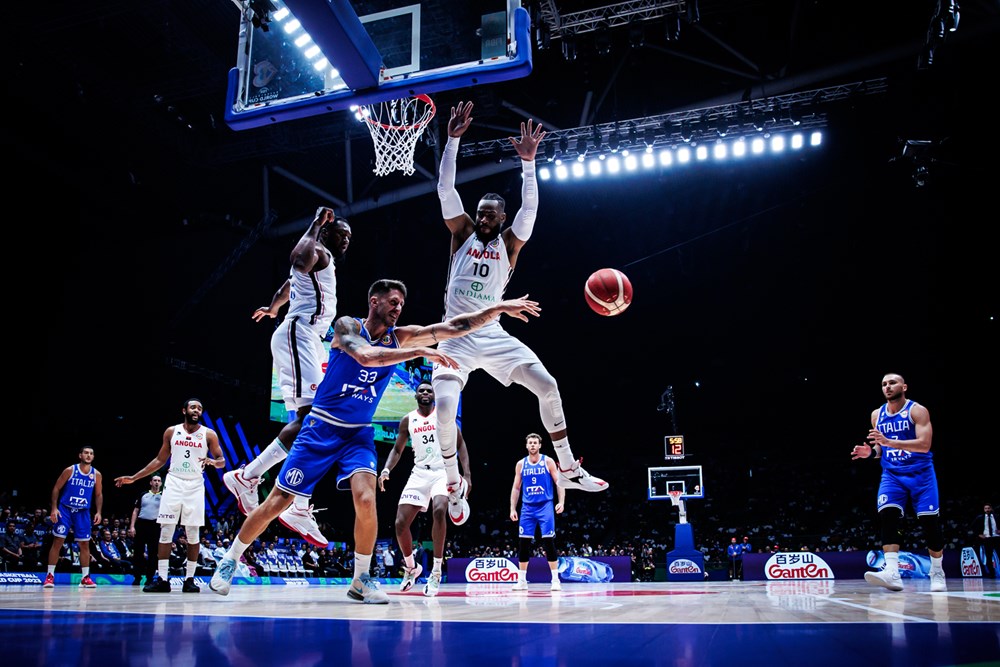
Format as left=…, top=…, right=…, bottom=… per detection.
left=168, top=423, right=208, bottom=480
left=407, top=409, right=444, bottom=470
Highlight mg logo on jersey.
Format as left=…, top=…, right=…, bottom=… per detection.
left=284, top=468, right=304, bottom=486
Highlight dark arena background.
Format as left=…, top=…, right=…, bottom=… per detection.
left=5, top=1, right=998, bottom=665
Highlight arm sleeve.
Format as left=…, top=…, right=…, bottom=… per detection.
left=510, top=159, right=538, bottom=242
left=437, top=137, right=466, bottom=219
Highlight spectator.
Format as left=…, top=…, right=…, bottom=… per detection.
left=727, top=537, right=744, bottom=580
left=1, top=521, right=25, bottom=571
left=973, top=504, right=999, bottom=578
left=98, top=528, right=133, bottom=575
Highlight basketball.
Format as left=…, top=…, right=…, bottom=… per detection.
left=584, top=268, right=633, bottom=316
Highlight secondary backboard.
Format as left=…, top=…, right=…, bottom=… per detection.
left=226, top=0, right=532, bottom=130
left=648, top=466, right=704, bottom=501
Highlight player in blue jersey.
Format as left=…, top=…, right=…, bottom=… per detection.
left=210, top=279, right=540, bottom=603
left=509, top=433, right=565, bottom=592
left=851, top=373, right=947, bottom=592
left=43, top=446, right=103, bottom=588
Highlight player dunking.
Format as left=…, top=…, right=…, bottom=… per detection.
left=434, top=101, right=608, bottom=526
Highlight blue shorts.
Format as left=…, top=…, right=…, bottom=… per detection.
left=519, top=503, right=556, bottom=539
left=276, top=418, right=377, bottom=497
left=877, top=468, right=940, bottom=516
left=52, top=505, right=93, bottom=541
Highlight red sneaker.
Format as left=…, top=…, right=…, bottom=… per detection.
left=79, top=575, right=97, bottom=588
left=43, top=573, right=55, bottom=588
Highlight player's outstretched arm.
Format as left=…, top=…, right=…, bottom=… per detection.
left=395, top=295, right=540, bottom=347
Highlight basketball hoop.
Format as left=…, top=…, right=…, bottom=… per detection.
left=361, top=94, right=436, bottom=177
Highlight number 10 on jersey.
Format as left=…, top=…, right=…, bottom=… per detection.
left=664, top=435, right=685, bottom=460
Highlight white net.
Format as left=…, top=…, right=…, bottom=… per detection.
left=361, top=94, right=436, bottom=177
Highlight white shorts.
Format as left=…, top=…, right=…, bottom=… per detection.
left=398, top=466, right=448, bottom=511
left=157, top=474, right=205, bottom=527
left=432, top=327, right=541, bottom=388
left=271, top=316, right=327, bottom=412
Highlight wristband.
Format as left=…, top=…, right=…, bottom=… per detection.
left=380, top=469, right=390, bottom=477
left=870, top=445, right=879, bottom=459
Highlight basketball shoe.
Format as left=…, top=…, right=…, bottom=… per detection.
left=556, top=459, right=608, bottom=492
left=399, top=563, right=422, bottom=592
left=347, top=573, right=389, bottom=604
left=144, top=576, right=171, bottom=593
left=512, top=579, right=528, bottom=592
left=209, top=557, right=236, bottom=596
left=424, top=571, right=441, bottom=597
left=929, top=570, right=947, bottom=592
left=447, top=478, right=470, bottom=526
left=550, top=576, right=562, bottom=591
left=79, top=575, right=97, bottom=589
left=182, top=577, right=200, bottom=593
left=864, top=569, right=904, bottom=592
left=278, top=504, right=329, bottom=548
left=43, top=573, right=55, bottom=588
left=223, top=467, right=260, bottom=516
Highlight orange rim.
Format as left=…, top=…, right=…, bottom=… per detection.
left=365, top=94, right=436, bottom=131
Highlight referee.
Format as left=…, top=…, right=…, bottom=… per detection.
left=128, top=475, right=163, bottom=588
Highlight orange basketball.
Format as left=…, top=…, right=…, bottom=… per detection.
left=584, top=268, right=633, bottom=316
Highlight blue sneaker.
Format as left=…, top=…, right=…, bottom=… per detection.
left=347, top=573, right=389, bottom=604
left=209, top=557, right=236, bottom=596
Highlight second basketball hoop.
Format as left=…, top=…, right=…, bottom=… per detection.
left=360, top=94, right=436, bottom=177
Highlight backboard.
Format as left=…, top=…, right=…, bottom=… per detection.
left=648, top=466, right=704, bottom=501
left=226, top=0, right=532, bottom=130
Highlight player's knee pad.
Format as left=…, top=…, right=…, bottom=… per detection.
left=542, top=537, right=558, bottom=563
left=878, top=508, right=904, bottom=547
left=518, top=539, right=534, bottom=563
left=159, top=524, right=177, bottom=544
left=185, top=526, right=199, bottom=545
left=919, top=514, right=944, bottom=552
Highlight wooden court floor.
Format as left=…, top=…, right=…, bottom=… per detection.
left=2, top=578, right=998, bottom=666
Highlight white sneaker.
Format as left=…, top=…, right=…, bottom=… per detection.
left=550, top=578, right=562, bottom=591
left=512, top=579, right=528, bottom=592
left=223, top=468, right=260, bottom=516
left=209, top=557, right=236, bottom=596
left=347, top=573, right=389, bottom=604
left=864, top=569, right=904, bottom=592
left=446, top=479, right=470, bottom=526
left=278, top=504, right=329, bottom=548
left=399, top=563, right=422, bottom=592
left=930, top=570, right=946, bottom=592
left=424, top=571, right=441, bottom=597
left=557, top=459, right=609, bottom=492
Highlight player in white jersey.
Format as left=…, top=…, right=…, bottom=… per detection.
left=224, top=206, right=352, bottom=548
left=116, top=398, right=225, bottom=593
left=433, top=101, right=608, bottom=525
left=378, top=381, right=471, bottom=597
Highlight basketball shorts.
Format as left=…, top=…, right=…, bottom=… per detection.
left=433, top=327, right=542, bottom=387
left=276, top=418, right=377, bottom=498
left=519, top=503, right=556, bottom=539
left=877, top=467, right=940, bottom=516
left=398, top=465, right=448, bottom=510
left=53, top=505, right=93, bottom=541
left=158, top=475, right=206, bottom=526
left=271, top=316, right=327, bottom=412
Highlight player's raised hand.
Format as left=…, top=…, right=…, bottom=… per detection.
left=448, top=101, right=474, bottom=138
left=509, top=119, right=546, bottom=161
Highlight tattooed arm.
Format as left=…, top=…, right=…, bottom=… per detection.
left=393, top=294, right=541, bottom=348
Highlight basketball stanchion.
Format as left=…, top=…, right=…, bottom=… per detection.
left=360, top=93, right=436, bottom=176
